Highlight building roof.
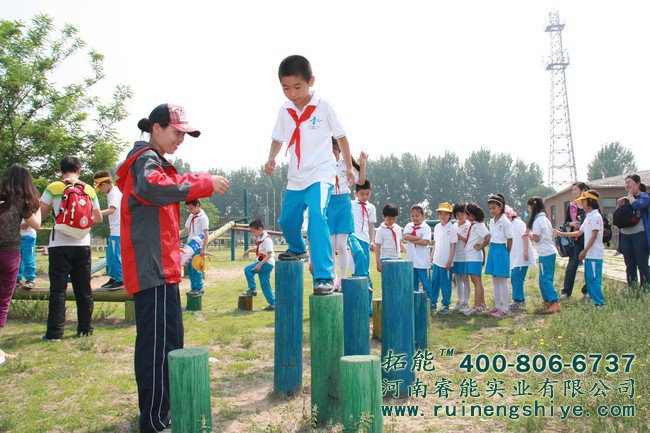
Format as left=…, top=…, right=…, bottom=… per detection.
left=546, top=170, right=650, bottom=200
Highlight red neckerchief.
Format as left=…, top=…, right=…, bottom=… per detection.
left=190, top=214, right=199, bottom=232
left=411, top=225, right=421, bottom=236
left=256, top=233, right=270, bottom=261
left=466, top=222, right=474, bottom=241
left=335, top=174, right=340, bottom=195
left=286, top=105, right=317, bottom=169
left=359, top=201, right=369, bottom=230
left=386, top=224, right=398, bottom=249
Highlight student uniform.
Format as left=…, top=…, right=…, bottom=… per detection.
left=485, top=215, right=513, bottom=278
left=375, top=222, right=403, bottom=260
left=184, top=209, right=209, bottom=290
left=244, top=231, right=276, bottom=306
left=17, top=221, right=37, bottom=282
left=431, top=222, right=458, bottom=308
left=327, top=158, right=358, bottom=235
left=531, top=212, right=558, bottom=304
left=404, top=222, right=432, bottom=293
left=349, top=199, right=376, bottom=313
left=509, top=217, right=536, bottom=304
left=464, top=221, right=489, bottom=276
left=580, top=210, right=606, bottom=306
left=272, top=92, right=345, bottom=282
left=106, top=186, right=123, bottom=283
left=452, top=220, right=470, bottom=275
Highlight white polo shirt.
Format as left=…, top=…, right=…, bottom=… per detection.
left=531, top=212, right=557, bottom=258
left=510, top=217, right=536, bottom=269
left=489, top=215, right=514, bottom=244
left=107, top=186, right=122, bottom=237
left=580, top=209, right=605, bottom=260
left=20, top=219, right=37, bottom=238
left=352, top=199, right=376, bottom=244
left=185, top=209, right=209, bottom=239
left=453, top=220, right=471, bottom=263
left=333, top=157, right=359, bottom=195
left=375, top=223, right=402, bottom=259
left=403, top=222, right=432, bottom=269
left=271, top=93, right=346, bottom=191
left=464, top=221, right=489, bottom=263
left=432, top=221, right=458, bottom=268
left=255, top=231, right=275, bottom=266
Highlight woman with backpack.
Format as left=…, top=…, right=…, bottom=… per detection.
left=0, top=163, right=42, bottom=365
left=615, top=174, right=649, bottom=287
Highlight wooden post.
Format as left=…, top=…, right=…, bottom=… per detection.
left=414, top=291, right=428, bottom=351
left=381, top=260, right=415, bottom=398
left=168, top=348, right=212, bottom=433
left=274, top=260, right=303, bottom=396
left=238, top=295, right=253, bottom=311
left=124, top=300, right=135, bottom=324
left=342, top=277, right=370, bottom=356
left=186, top=293, right=202, bottom=311
left=371, top=299, right=382, bottom=341
left=309, top=293, right=344, bottom=425
left=340, top=355, right=384, bottom=433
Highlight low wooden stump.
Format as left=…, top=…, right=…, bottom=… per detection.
left=186, top=293, right=202, bottom=311
left=238, top=295, right=253, bottom=311
left=168, top=348, right=212, bottom=432
left=340, top=355, right=384, bottom=433
left=371, top=299, right=382, bottom=340
left=124, top=300, right=135, bottom=324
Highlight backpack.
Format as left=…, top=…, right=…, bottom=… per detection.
left=53, top=180, right=94, bottom=239
left=612, top=199, right=641, bottom=228
left=554, top=222, right=574, bottom=258
left=602, top=217, right=613, bottom=246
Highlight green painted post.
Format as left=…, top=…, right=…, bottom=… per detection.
left=309, top=293, right=344, bottom=425
left=168, top=348, right=212, bottom=433
left=342, top=277, right=370, bottom=355
left=230, top=227, right=236, bottom=262
left=340, top=355, right=384, bottom=433
left=414, top=291, right=428, bottom=351
left=186, top=293, right=202, bottom=311
left=124, top=300, right=135, bottom=324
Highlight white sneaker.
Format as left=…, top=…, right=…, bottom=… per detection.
left=453, top=302, right=462, bottom=311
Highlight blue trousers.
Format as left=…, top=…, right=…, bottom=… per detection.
left=245, top=262, right=275, bottom=306
left=349, top=235, right=373, bottom=314
left=187, top=261, right=204, bottom=290
left=413, top=268, right=431, bottom=294
left=107, top=235, right=123, bottom=282
left=511, top=266, right=528, bottom=303
left=18, top=235, right=36, bottom=281
left=278, top=182, right=334, bottom=282
left=539, top=254, right=558, bottom=303
left=585, top=259, right=605, bottom=306
left=431, top=264, right=452, bottom=308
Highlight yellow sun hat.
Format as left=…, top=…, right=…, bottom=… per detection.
left=436, top=202, right=453, bottom=213
left=573, top=191, right=598, bottom=203
left=93, top=176, right=112, bottom=191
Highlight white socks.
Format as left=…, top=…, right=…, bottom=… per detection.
left=331, top=234, right=350, bottom=280
left=456, top=274, right=471, bottom=305
left=493, top=276, right=510, bottom=311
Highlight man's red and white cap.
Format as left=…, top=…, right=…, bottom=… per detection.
left=148, top=103, right=201, bottom=137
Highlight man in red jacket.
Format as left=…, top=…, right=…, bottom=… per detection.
left=116, top=104, right=228, bottom=433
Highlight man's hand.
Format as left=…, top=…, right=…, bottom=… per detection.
left=264, top=159, right=276, bottom=175
left=212, top=176, right=229, bottom=195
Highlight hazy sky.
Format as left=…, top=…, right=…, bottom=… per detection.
left=4, top=1, right=649, bottom=184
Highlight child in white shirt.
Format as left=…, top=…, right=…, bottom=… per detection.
left=485, top=194, right=513, bottom=317
left=430, top=203, right=457, bottom=314
left=403, top=205, right=432, bottom=293
left=349, top=181, right=377, bottom=314
left=452, top=203, right=471, bottom=311
left=462, top=203, right=491, bottom=316
left=179, top=199, right=210, bottom=295
left=506, top=206, right=536, bottom=310
left=375, top=204, right=406, bottom=272
left=243, top=219, right=276, bottom=310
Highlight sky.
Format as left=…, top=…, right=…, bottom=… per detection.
left=3, top=1, right=649, bottom=185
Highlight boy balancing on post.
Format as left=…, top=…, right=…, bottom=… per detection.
left=242, top=219, right=276, bottom=311
left=179, top=199, right=209, bottom=295
left=264, top=55, right=355, bottom=295
left=94, top=171, right=124, bottom=290
left=403, top=205, right=432, bottom=294
left=430, top=203, right=458, bottom=314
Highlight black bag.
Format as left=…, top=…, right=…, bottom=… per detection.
left=555, top=223, right=574, bottom=258
left=612, top=198, right=641, bottom=229
left=603, top=218, right=613, bottom=245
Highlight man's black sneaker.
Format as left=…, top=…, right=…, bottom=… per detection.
left=263, top=305, right=276, bottom=311
left=104, top=281, right=124, bottom=290
left=278, top=250, right=309, bottom=261
left=41, top=335, right=61, bottom=342
left=76, top=331, right=93, bottom=338
left=101, top=278, right=116, bottom=289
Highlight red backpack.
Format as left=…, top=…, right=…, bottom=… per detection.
left=53, top=180, right=94, bottom=239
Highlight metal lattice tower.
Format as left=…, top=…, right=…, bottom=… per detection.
left=545, top=10, right=577, bottom=189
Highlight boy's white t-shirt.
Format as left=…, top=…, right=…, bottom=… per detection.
left=20, top=219, right=37, bottom=238
left=531, top=212, right=557, bottom=258
left=375, top=222, right=402, bottom=259
left=271, top=93, right=346, bottom=191
left=334, top=158, right=359, bottom=195
left=453, top=220, right=471, bottom=263
left=352, top=199, right=376, bottom=244
left=510, top=217, right=536, bottom=269
left=185, top=209, right=210, bottom=239
left=580, top=209, right=605, bottom=260
left=489, top=215, right=514, bottom=244
left=464, top=221, right=489, bottom=262
left=107, top=186, right=122, bottom=237
left=255, top=231, right=275, bottom=266
left=403, top=222, right=431, bottom=269
left=432, top=221, right=458, bottom=268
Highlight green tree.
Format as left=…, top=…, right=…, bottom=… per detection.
left=587, top=142, right=637, bottom=181
left=0, top=14, right=133, bottom=180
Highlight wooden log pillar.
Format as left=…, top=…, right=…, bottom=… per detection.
left=186, top=293, right=202, bottom=311
left=340, top=355, right=384, bottom=433
left=342, top=277, right=370, bottom=356
left=371, top=299, right=382, bottom=341
left=168, top=348, right=212, bottom=433
left=414, top=291, right=428, bottom=351
left=381, top=260, right=415, bottom=398
left=124, top=300, right=135, bottom=324
left=273, top=260, right=303, bottom=396
left=309, top=293, right=344, bottom=425
left=238, top=295, right=253, bottom=311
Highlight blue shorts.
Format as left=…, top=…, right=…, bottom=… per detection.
left=326, top=194, right=354, bottom=235
left=465, top=261, right=483, bottom=276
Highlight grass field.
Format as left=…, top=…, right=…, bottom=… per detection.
left=0, top=248, right=647, bottom=433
